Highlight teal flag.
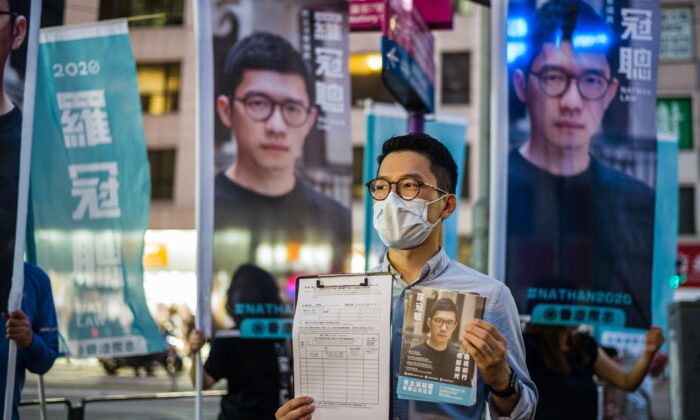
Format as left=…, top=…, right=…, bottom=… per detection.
left=29, top=21, right=163, bottom=357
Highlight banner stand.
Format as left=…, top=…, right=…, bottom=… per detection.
left=193, top=0, right=215, bottom=419
left=408, top=112, right=424, bottom=133
left=487, top=0, right=508, bottom=281
left=37, top=375, right=47, bottom=420
left=3, top=1, right=43, bottom=419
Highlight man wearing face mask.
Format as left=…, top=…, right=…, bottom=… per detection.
left=276, top=133, right=537, bottom=420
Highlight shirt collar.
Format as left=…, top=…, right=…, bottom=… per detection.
left=380, top=247, right=451, bottom=285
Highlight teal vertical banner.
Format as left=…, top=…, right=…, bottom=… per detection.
left=364, top=104, right=467, bottom=269
left=597, top=133, right=678, bottom=351
left=651, top=134, right=678, bottom=331
left=29, top=21, right=163, bottom=357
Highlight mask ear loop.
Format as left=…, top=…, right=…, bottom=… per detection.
left=427, top=193, right=451, bottom=227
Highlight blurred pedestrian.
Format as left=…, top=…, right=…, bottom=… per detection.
left=189, top=264, right=290, bottom=419
left=524, top=324, right=664, bottom=420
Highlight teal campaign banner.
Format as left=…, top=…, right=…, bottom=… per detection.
left=364, top=103, right=467, bottom=269
left=29, top=21, right=163, bottom=357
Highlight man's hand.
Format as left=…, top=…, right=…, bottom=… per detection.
left=4, top=310, right=33, bottom=349
left=462, top=319, right=511, bottom=391
left=188, top=329, right=206, bottom=355
left=644, top=326, right=665, bottom=357
left=276, top=396, right=314, bottom=420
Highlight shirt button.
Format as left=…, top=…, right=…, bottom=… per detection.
left=394, top=417, right=401, bottom=420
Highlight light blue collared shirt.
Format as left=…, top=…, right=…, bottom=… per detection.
left=374, top=248, right=538, bottom=420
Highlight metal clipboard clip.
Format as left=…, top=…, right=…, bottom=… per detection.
left=315, top=273, right=370, bottom=288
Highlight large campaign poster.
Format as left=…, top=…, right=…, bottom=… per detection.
left=0, top=0, right=33, bottom=314
left=30, top=21, right=163, bottom=357
left=209, top=0, right=352, bottom=333
left=505, top=0, right=660, bottom=329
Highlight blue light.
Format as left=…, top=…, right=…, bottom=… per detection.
left=554, top=28, right=563, bottom=48
left=507, top=18, right=528, bottom=38
left=572, top=33, right=609, bottom=49
left=669, top=274, right=686, bottom=289
left=507, top=42, right=527, bottom=63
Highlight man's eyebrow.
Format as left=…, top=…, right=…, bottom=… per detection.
left=580, top=68, right=609, bottom=77
left=536, top=64, right=609, bottom=78
left=535, top=64, right=567, bottom=73
left=376, top=173, right=425, bottom=181
left=243, top=90, right=307, bottom=106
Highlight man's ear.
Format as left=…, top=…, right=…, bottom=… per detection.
left=513, top=69, right=528, bottom=103
left=440, top=194, right=457, bottom=220
left=603, top=77, right=619, bottom=110
left=10, top=16, right=26, bottom=50
left=216, top=95, right=233, bottom=128
left=301, top=106, right=318, bottom=136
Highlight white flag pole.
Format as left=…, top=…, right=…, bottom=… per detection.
left=193, top=0, right=215, bottom=419
left=3, top=0, right=43, bottom=418
left=37, top=375, right=47, bottom=420
left=487, top=0, right=509, bottom=281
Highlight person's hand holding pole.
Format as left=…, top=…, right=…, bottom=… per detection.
left=187, top=329, right=215, bottom=390
left=644, top=326, right=664, bottom=357
left=188, top=329, right=206, bottom=355
left=4, top=310, right=33, bottom=348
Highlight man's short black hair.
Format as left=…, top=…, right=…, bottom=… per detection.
left=7, top=0, right=23, bottom=30
left=427, top=297, right=458, bottom=319
left=517, top=0, right=615, bottom=72
left=221, top=31, right=314, bottom=105
left=377, top=132, right=458, bottom=194
left=7, top=0, right=19, bottom=14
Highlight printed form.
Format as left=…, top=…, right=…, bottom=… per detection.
left=293, top=274, right=392, bottom=420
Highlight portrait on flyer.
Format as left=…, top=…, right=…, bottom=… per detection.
left=209, top=0, right=352, bottom=331
left=398, top=287, right=486, bottom=394
left=505, top=0, right=660, bottom=329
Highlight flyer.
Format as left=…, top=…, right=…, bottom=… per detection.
left=398, top=287, right=486, bottom=406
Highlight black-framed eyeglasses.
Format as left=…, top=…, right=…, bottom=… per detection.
left=430, top=317, right=456, bottom=328
left=529, top=68, right=612, bottom=101
left=0, top=11, right=17, bottom=18
left=233, top=93, right=312, bottom=128
left=365, top=177, right=448, bottom=201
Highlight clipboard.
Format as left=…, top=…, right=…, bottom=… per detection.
left=292, top=272, right=393, bottom=420
left=294, top=272, right=389, bottom=305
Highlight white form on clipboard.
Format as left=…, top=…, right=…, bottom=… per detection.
left=293, top=273, right=392, bottom=420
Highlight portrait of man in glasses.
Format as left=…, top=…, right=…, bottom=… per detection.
left=402, top=298, right=470, bottom=382
left=213, top=31, right=350, bottom=321
left=506, top=0, right=655, bottom=328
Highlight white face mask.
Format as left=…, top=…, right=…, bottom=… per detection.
left=373, top=192, right=446, bottom=249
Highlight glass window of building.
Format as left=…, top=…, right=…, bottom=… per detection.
left=137, top=63, right=181, bottom=116
left=352, top=146, right=365, bottom=200
left=148, top=149, right=176, bottom=200
left=350, top=52, right=395, bottom=106
left=460, top=145, right=470, bottom=199
left=660, top=6, right=694, bottom=61
left=99, top=0, right=184, bottom=26
left=679, top=186, right=696, bottom=235
left=657, top=97, right=694, bottom=150
left=441, top=52, right=471, bottom=105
